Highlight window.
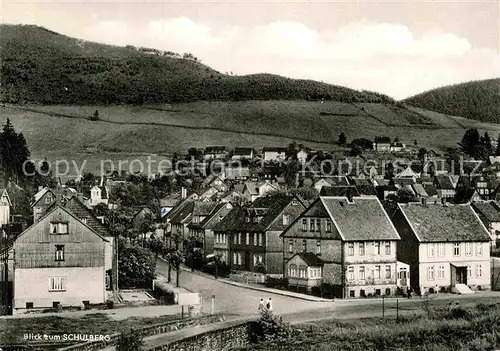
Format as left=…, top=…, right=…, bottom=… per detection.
left=326, top=220, right=332, bottom=232
left=258, top=233, right=263, bottom=246
left=245, top=217, right=250, bottom=223
left=359, top=266, right=365, bottom=280
left=427, top=266, right=435, bottom=281
left=385, top=242, right=391, bottom=255
left=385, top=265, right=391, bottom=279
left=299, top=266, right=307, bottom=278
left=253, top=233, right=257, bottom=246
left=347, top=243, right=354, bottom=256
left=233, top=235, right=237, bottom=245
left=289, top=264, right=297, bottom=277
left=50, top=222, right=69, bottom=234
left=238, top=253, right=242, bottom=265
left=81, top=218, right=87, bottom=224
left=288, top=240, right=293, bottom=253
left=315, top=219, right=321, bottom=232
left=438, top=265, right=445, bottom=280
left=347, top=266, right=354, bottom=281
left=55, top=245, right=64, bottom=261
left=310, top=219, right=315, bottom=231
left=35, top=207, right=42, bottom=214
left=438, top=243, right=445, bottom=257
left=374, top=266, right=381, bottom=279
left=467, top=265, right=472, bottom=278
left=302, top=219, right=308, bottom=231
left=476, top=243, right=483, bottom=256
left=477, top=264, right=483, bottom=278
left=49, top=277, right=66, bottom=291
left=233, top=253, right=237, bottom=265
left=253, top=254, right=258, bottom=267
left=238, top=233, right=242, bottom=245
left=215, top=234, right=219, bottom=244
left=428, top=243, right=435, bottom=257
left=253, top=217, right=258, bottom=223
left=316, top=240, right=321, bottom=255
left=374, top=242, right=380, bottom=255
left=454, top=243, right=460, bottom=256
left=350, top=290, right=355, bottom=297
left=45, top=196, right=52, bottom=204
left=53, top=301, right=60, bottom=308
left=465, top=243, right=472, bottom=256
left=359, top=242, right=365, bottom=256
left=302, top=240, right=307, bottom=252
left=283, top=214, right=290, bottom=226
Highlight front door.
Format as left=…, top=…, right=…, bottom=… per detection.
left=245, top=251, right=251, bottom=271
left=456, top=267, right=467, bottom=284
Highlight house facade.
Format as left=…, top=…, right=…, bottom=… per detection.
left=472, top=202, right=500, bottom=248
left=262, top=148, right=286, bottom=162
left=12, top=206, right=108, bottom=314
left=87, top=185, right=109, bottom=207
left=243, top=181, right=278, bottom=202
left=31, top=188, right=59, bottom=222
left=392, top=203, right=491, bottom=294
left=221, top=196, right=306, bottom=274
left=282, top=196, right=403, bottom=298
left=0, top=188, right=11, bottom=226
left=232, top=148, right=254, bottom=160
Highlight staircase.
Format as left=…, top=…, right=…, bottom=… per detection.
left=451, top=284, right=475, bottom=295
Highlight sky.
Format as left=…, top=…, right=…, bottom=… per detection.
left=2, top=0, right=499, bottom=99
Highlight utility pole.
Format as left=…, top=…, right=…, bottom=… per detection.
left=382, top=295, right=385, bottom=319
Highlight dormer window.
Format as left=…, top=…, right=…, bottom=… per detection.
left=245, top=217, right=250, bottom=223
left=253, top=217, right=258, bottom=223
left=50, top=222, right=69, bottom=234
left=81, top=218, right=87, bottom=224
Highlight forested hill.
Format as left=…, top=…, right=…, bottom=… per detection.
left=0, top=24, right=393, bottom=105
left=404, top=78, right=500, bottom=123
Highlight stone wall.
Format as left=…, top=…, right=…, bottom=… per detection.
left=147, top=320, right=253, bottom=351
left=57, top=315, right=224, bottom=351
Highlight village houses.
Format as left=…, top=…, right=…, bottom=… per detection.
left=391, top=203, right=491, bottom=295
left=281, top=196, right=405, bottom=298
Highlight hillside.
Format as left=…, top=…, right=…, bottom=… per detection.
left=404, top=78, right=500, bottom=123
left=0, top=24, right=392, bottom=105
left=3, top=100, right=500, bottom=179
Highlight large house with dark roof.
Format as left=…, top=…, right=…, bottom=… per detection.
left=472, top=202, right=500, bottom=248
left=282, top=196, right=405, bottom=298
left=187, top=202, right=233, bottom=258
left=214, top=195, right=306, bottom=274
left=391, top=203, right=491, bottom=294
left=11, top=205, right=109, bottom=314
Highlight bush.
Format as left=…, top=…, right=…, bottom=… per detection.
left=249, top=311, right=292, bottom=343
left=106, top=300, right=114, bottom=309
left=116, top=328, right=144, bottom=351
left=264, top=277, right=288, bottom=289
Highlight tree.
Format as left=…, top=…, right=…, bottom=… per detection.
left=495, top=134, right=500, bottom=156
left=351, top=138, right=373, bottom=150
left=0, top=119, right=30, bottom=183
left=459, top=128, right=480, bottom=156
left=118, top=245, right=156, bottom=288
left=418, top=148, right=428, bottom=161
left=481, top=132, right=493, bottom=154
left=91, top=109, right=100, bottom=121
left=338, top=132, right=347, bottom=146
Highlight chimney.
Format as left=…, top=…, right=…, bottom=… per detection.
left=181, top=187, right=187, bottom=199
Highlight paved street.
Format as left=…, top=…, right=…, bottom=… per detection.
left=156, top=260, right=333, bottom=318
left=157, top=260, right=500, bottom=322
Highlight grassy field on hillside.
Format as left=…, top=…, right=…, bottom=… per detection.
left=2, top=101, right=500, bottom=179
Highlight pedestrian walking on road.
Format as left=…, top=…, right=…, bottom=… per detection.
left=266, top=298, right=273, bottom=312
left=258, top=298, right=265, bottom=312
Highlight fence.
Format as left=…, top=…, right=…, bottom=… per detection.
left=229, top=272, right=265, bottom=285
